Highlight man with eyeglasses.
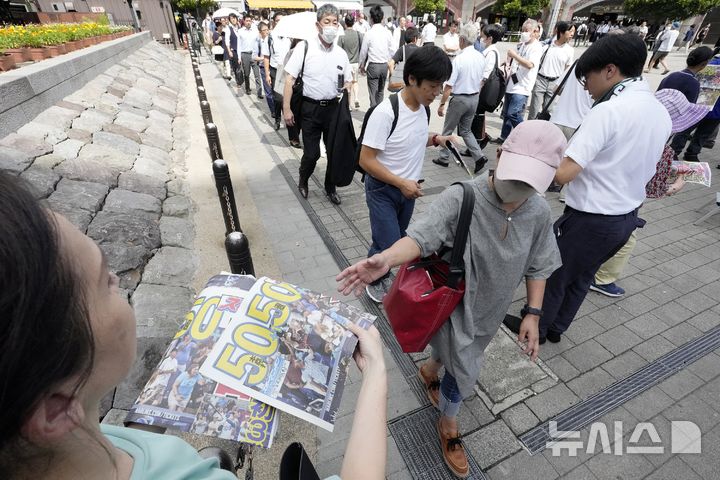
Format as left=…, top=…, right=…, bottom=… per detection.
left=505, top=34, right=671, bottom=344
left=254, top=22, right=275, bottom=120
left=495, top=19, right=543, bottom=144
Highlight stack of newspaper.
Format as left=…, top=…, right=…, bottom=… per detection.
left=126, top=274, right=376, bottom=447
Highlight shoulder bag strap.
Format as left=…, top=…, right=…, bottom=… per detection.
left=447, top=182, right=475, bottom=289
left=539, top=59, right=578, bottom=114
left=537, top=43, right=550, bottom=72
left=298, top=41, right=309, bottom=79
left=493, top=49, right=499, bottom=69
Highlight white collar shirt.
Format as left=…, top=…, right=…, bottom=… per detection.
left=444, top=32, right=460, bottom=55
left=506, top=40, right=543, bottom=96
left=354, top=20, right=370, bottom=33
left=421, top=23, right=437, bottom=43
left=481, top=44, right=500, bottom=79
left=268, top=32, right=290, bottom=68
left=283, top=36, right=352, bottom=101
left=237, top=26, right=258, bottom=53
left=538, top=41, right=574, bottom=80
left=565, top=81, right=672, bottom=214
left=551, top=66, right=593, bottom=129
left=253, top=36, right=268, bottom=60
left=446, top=46, right=485, bottom=94
left=359, top=23, right=394, bottom=66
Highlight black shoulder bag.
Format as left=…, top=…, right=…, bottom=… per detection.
left=289, top=41, right=309, bottom=128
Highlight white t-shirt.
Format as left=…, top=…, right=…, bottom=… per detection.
left=538, top=42, right=574, bottom=80
left=362, top=94, right=429, bottom=180
left=421, top=23, right=437, bottom=43
left=482, top=44, right=500, bottom=80
left=444, top=32, right=460, bottom=55
left=658, top=29, right=680, bottom=52
left=551, top=66, right=593, bottom=129
left=284, top=36, right=352, bottom=101
left=506, top=40, right=544, bottom=96
left=564, top=81, right=672, bottom=215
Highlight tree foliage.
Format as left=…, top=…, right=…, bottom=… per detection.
left=412, top=0, right=446, bottom=15
left=624, top=0, right=720, bottom=20
left=493, top=0, right=550, bottom=17
left=172, top=0, right=217, bottom=14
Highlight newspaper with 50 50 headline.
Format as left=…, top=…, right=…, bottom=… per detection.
left=125, top=274, right=279, bottom=448
left=200, top=276, right=376, bottom=432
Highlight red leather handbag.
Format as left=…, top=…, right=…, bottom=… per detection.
left=383, top=182, right=475, bottom=353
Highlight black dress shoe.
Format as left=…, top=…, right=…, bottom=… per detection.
left=274, top=116, right=281, bottom=130
left=474, top=156, right=488, bottom=174
left=290, top=140, right=302, bottom=149
left=298, top=183, right=308, bottom=199
left=432, top=158, right=450, bottom=167
left=491, top=136, right=505, bottom=145
left=546, top=331, right=562, bottom=343
left=503, top=314, right=521, bottom=334
left=480, top=135, right=491, bottom=149
left=460, top=150, right=472, bottom=157
left=327, top=191, right=341, bottom=205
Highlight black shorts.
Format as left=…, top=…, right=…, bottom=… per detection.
left=651, top=51, right=669, bottom=63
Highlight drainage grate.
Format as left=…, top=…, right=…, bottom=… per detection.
left=221, top=75, right=429, bottom=406
left=389, top=406, right=488, bottom=480
left=520, top=324, right=720, bottom=454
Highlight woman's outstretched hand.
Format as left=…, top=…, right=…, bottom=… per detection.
left=336, top=254, right=390, bottom=296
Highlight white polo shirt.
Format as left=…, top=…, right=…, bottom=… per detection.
left=506, top=40, right=544, bottom=97
left=284, top=36, right=352, bottom=101
left=443, top=32, right=460, bottom=55
left=447, top=46, right=485, bottom=95
left=362, top=93, right=428, bottom=180
left=538, top=41, right=574, bottom=81
left=551, top=66, right=593, bottom=129
left=359, top=23, right=394, bottom=66
left=564, top=81, right=671, bottom=215
left=421, top=22, right=437, bottom=43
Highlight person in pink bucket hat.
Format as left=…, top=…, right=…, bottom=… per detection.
left=337, top=119, right=565, bottom=478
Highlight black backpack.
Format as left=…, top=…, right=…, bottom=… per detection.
left=355, top=93, right=430, bottom=180
left=477, top=50, right=506, bottom=113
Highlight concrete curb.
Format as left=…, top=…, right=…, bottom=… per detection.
left=0, top=32, right=152, bottom=138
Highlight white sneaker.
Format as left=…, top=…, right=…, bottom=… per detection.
left=365, top=276, right=393, bottom=303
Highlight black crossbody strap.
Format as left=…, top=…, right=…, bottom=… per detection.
left=447, top=182, right=475, bottom=289
left=298, top=41, right=309, bottom=79
left=539, top=59, right=578, bottom=114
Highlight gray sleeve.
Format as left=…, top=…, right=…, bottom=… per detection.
left=406, top=185, right=463, bottom=257
left=525, top=207, right=562, bottom=280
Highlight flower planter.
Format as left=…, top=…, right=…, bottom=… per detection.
left=68, top=40, right=82, bottom=51
left=28, top=48, right=48, bottom=61
left=20, top=47, right=33, bottom=61
left=56, top=44, right=67, bottom=55
left=46, top=46, right=60, bottom=57
left=0, top=53, right=17, bottom=72
left=4, top=49, right=25, bottom=63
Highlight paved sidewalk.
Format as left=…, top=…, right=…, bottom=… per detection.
left=198, top=42, right=720, bottom=480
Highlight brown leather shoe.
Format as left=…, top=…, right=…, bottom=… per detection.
left=418, top=364, right=440, bottom=408
left=438, top=420, right=469, bottom=478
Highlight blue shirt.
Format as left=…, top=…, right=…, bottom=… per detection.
left=657, top=69, right=700, bottom=103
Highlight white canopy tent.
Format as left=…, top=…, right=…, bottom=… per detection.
left=312, top=0, right=364, bottom=10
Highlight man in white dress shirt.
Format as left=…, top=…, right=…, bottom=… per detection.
left=283, top=4, right=352, bottom=205
left=421, top=15, right=437, bottom=45
left=237, top=14, right=262, bottom=98
left=359, top=5, right=394, bottom=107
left=433, top=24, right=487, bottom=169
left=443, top=21, right=460, bottom=57
left=264, top=12, right=290, bottom=130
left=392, top=16, right=407, bottom=51
left=527, top=21, right=575, bottom=120
left=354, top=13, right=371, bottom=34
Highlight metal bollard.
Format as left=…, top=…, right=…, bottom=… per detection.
left=213, top=159, right=242, bottom=235
left=225, top=232, right=255, bottom=276
left=205, top=123, right=223, bottom=160
left=197, top=85, right=207, bottom=102
left=200, top=100, right=214, bottom=125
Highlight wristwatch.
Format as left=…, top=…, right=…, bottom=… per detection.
left=521, top=304, right=543, bottom=317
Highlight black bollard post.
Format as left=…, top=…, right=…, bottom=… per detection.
left=197, top=85, right=207, bottom=102
left=195, top=74, right=204, bottom=87
left=200, top=100, right=214, bottom=125
left=225, top=232, right=255, bottom=276
left=205, top=123, right=223, bottom=160
left=213, top=159, right=242, bottom=235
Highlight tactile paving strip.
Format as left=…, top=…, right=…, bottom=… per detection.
left=389, top=406, right=488, bottom=480
left=520, top=324, right=720, bottom=454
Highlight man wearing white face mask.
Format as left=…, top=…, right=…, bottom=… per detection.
left=496, top=19, right=543, bottom=143
left=283, top=4, right=352, bottom=206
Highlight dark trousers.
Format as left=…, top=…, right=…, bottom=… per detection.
left=240, top=51, right=261, bottom=95
left=269, top=66, right=299, bottom=142
left=365, top=175, right=415, bottom=257
left=299, top=101, right=337, bottom=193
left=540, top=207, right=639, bottom=337
left=229, top=49, right=243, bottom=86
left=670, top=117, right=720, bottom=159
left=366, top=62, right=388, bottom=107
left=259, top=65, right=275, bottom=115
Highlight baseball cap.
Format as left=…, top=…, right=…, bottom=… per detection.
left=495, top=120, right=567, bottom=193
left=655, top=89, right=710, bottom=133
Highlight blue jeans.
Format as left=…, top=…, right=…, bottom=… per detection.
left=365, top=175, right=415, bottom=258
left=439, top=371, right=462, bottom=417
left=500, top=92, right=528, bottom=140
left=259, top=65, right=275, bottom=116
